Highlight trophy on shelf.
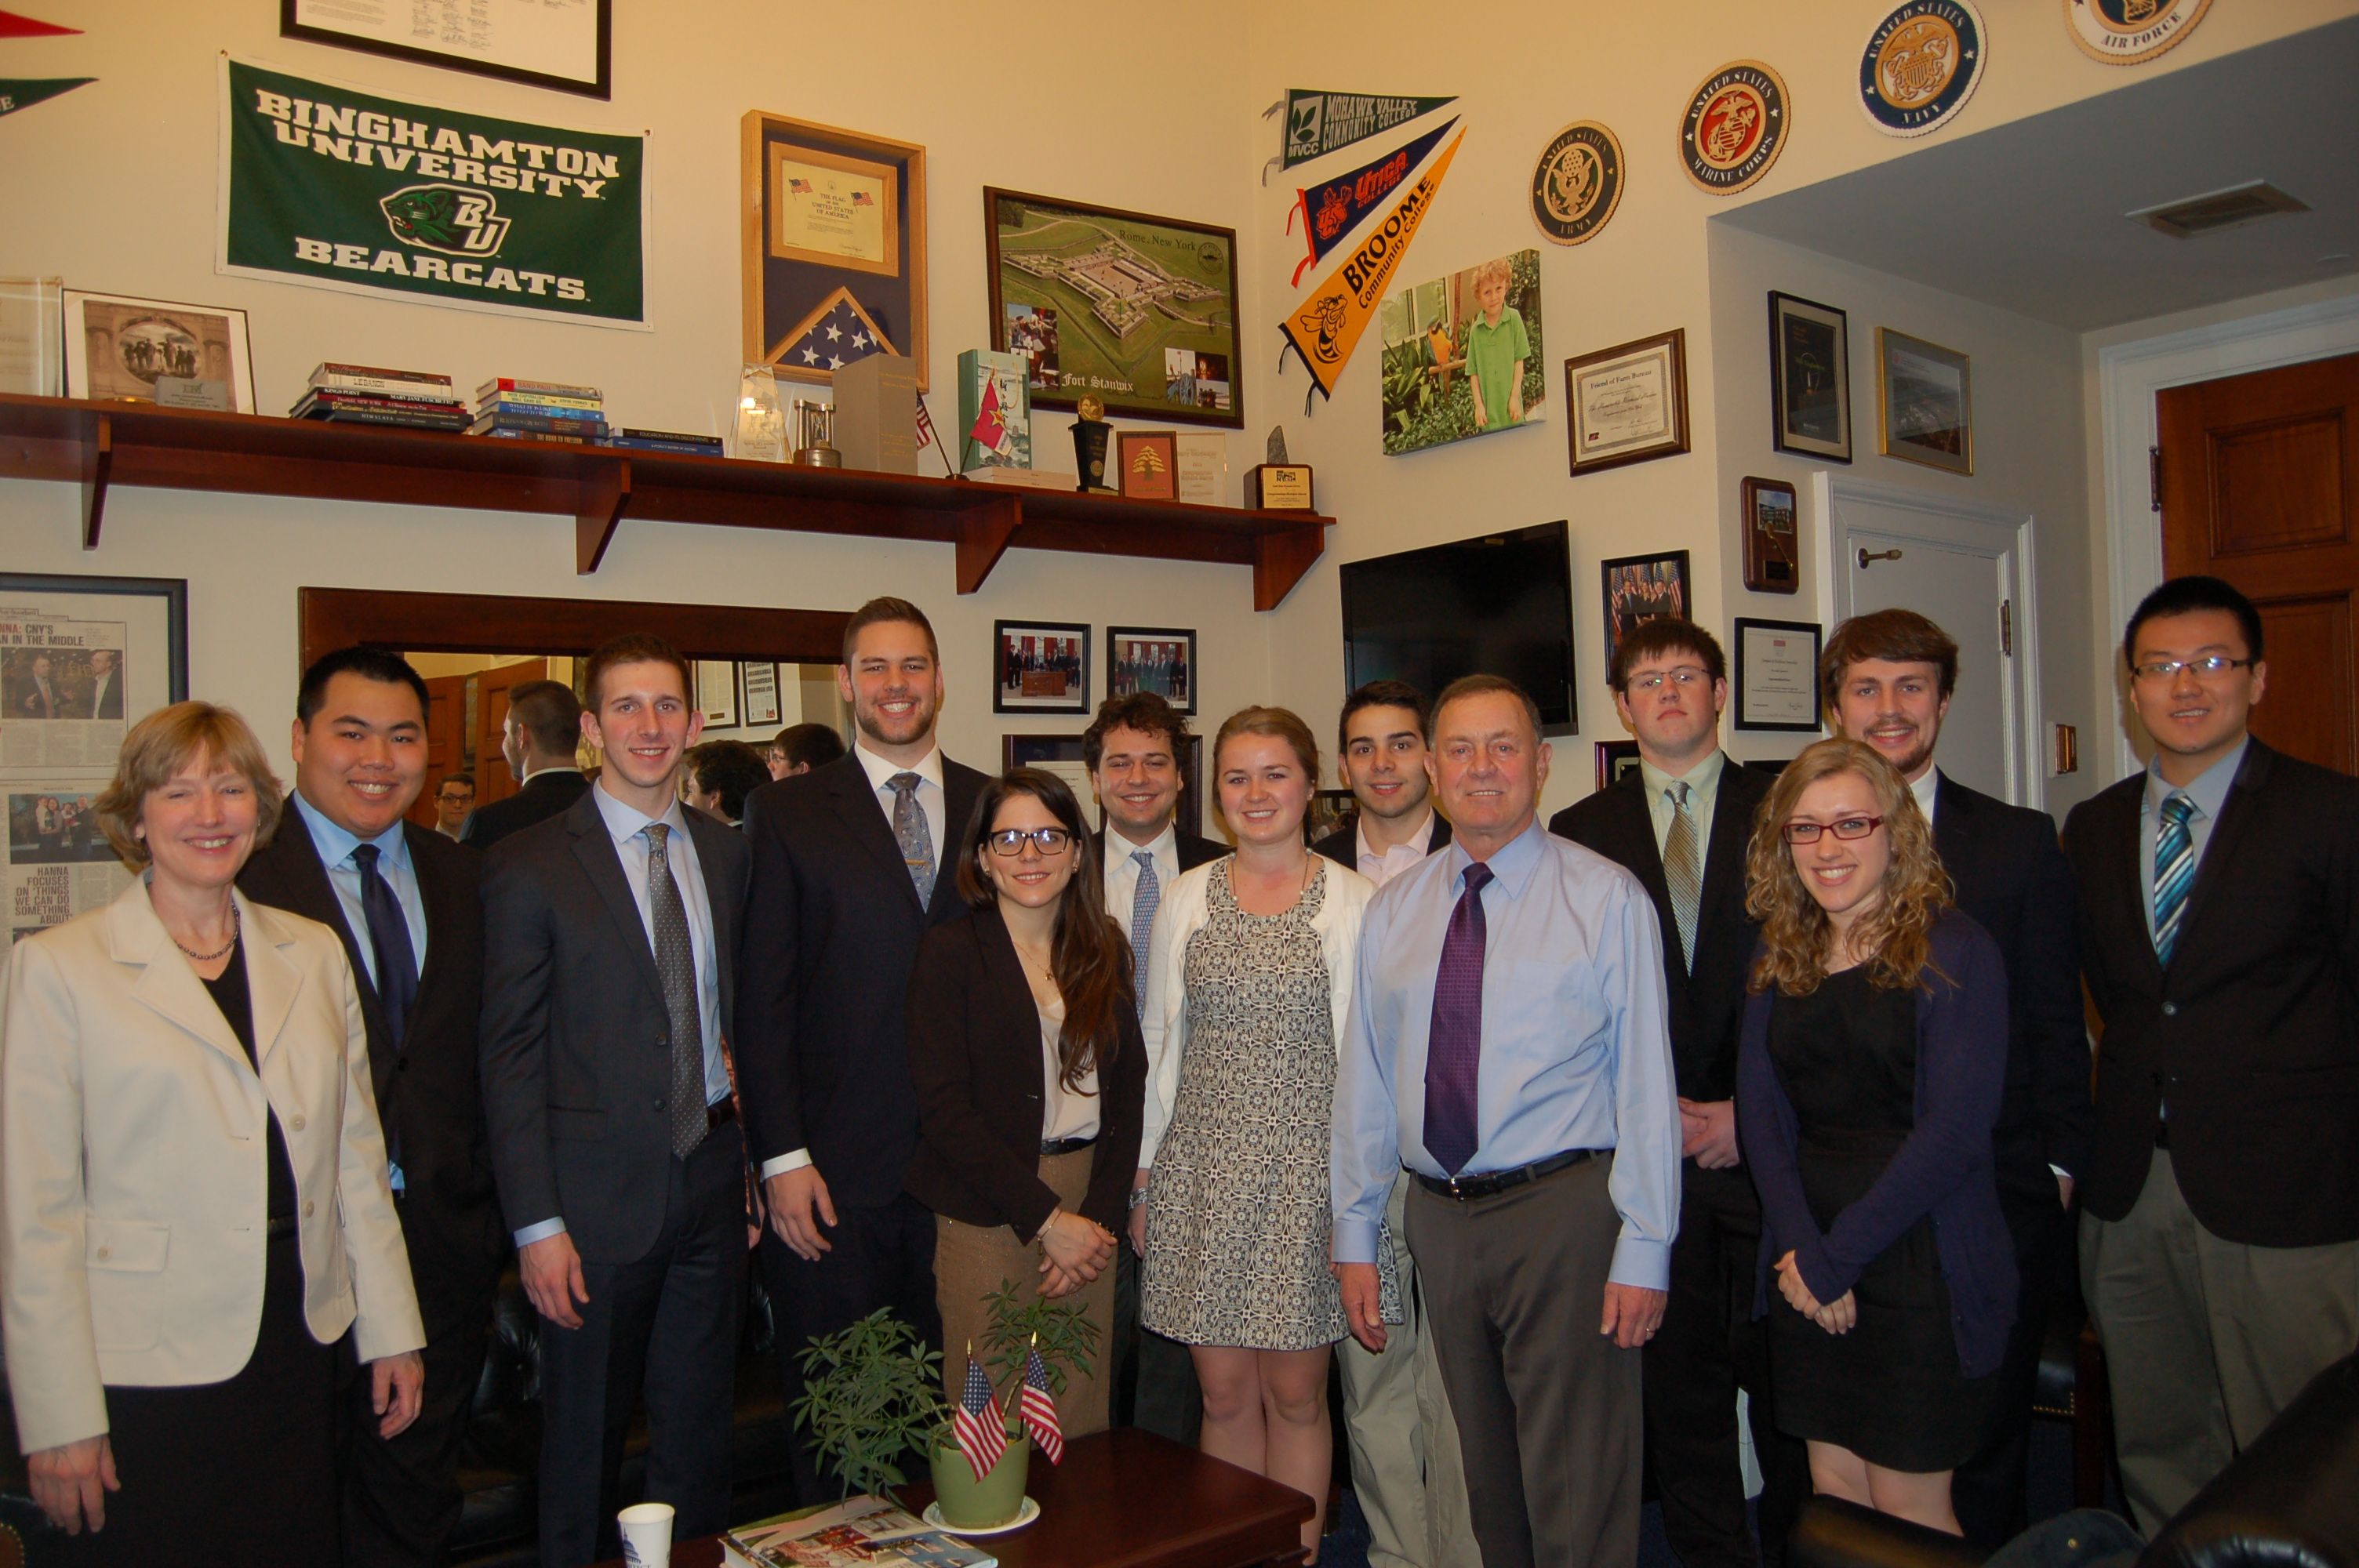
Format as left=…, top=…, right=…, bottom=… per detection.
left=1070, top=394, right=1114, bottom=494
left=732, top=364, right=787, bottom=463
left=791, top=397, right=841, bottom=468
left=1248, top=423, right=1314, bottom=510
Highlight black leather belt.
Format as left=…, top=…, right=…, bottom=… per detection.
left=1415, top=1148, right=1595, bottom=1202
left=1040, top=1135, right=1096, bottom=1157
left=707, top=1097, right=738, bottom=1131
left=264, top=1214, right=298, bottom=1239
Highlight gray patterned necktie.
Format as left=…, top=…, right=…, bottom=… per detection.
left=1129, top=850, right=1160, bottom=1018
left=889, top=772, right=936, bottom=905
left=645, top=822, right=707, bottom=1160
left=2153, top=794, right=2196, bottom=967
left=1663, top=781, right=1701, bottom=969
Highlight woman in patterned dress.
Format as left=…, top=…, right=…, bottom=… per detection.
left=1136, top=707, right=1377, bottom=1562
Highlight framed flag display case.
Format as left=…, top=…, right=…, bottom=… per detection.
left=743, top=112, right=928, bottom=389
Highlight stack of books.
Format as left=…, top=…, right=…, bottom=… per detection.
left=603, top=426, right=724, bottom=456
left=471, top=377, right=607, bottom=445
left=722, top=1496, right=997, bottom=1567
left=292, top=364, right=470, bottom=430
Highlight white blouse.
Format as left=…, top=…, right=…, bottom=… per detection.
left=1038, top=996, right=1101, bottom=1143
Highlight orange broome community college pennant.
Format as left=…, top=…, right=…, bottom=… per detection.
left=1279, top=129, right=1463, bottom=405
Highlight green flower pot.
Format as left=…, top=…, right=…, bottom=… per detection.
left=928, top=1425, right=1030, bottom=1530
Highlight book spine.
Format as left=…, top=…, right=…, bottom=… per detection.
left=477, top=399, right=606, bottom=422
left=617, top=429, right=722, bottom=445
left=478, top=390, right=603, bottom=412
left=604, top=439, right=715, bottom=454
left=300, top=390, right=466, bottom=414
left=474, top=377, right=603, bottom=401
left=314, top=361, right=453, bottom=383
left=300, top=407, right=468, bottom=427
left=478, top=427, right=591, bottom=444
left=310, top=376, right=462, bottom=403
left=473, top=412, right=609, bottom=435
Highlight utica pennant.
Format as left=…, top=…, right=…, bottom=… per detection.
left=1280, top=129, right=1464, bottom=401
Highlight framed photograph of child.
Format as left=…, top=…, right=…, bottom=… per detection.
left=1379, top=249, right=1547, bottom=456
left=1565, top=328, right=1688, bottom=476
left=1768, top=292, right=1851, bottom=462
left=994, top=621, right=1091, bottom=715
left=1599, top=550, right=1691, bottom=674
left=1106, top=626, right=1196, bottom=716
left=1877, top=328, right=1973, bottom=475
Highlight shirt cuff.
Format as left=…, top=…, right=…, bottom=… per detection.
left=2049, top=1163, right=2073, bottom=1181
left=1605, top=1235, right=1670, bottom=1293
left=513, top=1218, right=567, bottom=1247
left=759, top=1148, right=813, bottom=1180
left=1332, top=1216, right=1382, bottom=1266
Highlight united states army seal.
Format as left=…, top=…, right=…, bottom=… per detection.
left=2064, top=0, right=2211, bottom=65
left=1859, top=0, right=1986, bottom=138
left=1530, top=121, right=1624, bottom=245
left=1679, top=62, right=1790, bottom=196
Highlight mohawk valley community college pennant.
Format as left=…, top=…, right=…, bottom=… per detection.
left=1282, top=88, right=1456, bottom=169
left=1286, top=117, right=1458, bottom=287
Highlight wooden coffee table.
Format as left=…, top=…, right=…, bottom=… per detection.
left=600, top=1428, right=1314, bottom=1567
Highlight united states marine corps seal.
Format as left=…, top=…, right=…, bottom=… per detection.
left=2065, top=0, right=2212, bottom=64
left=1530, top=121, right=1625, bottom=245
left=1859, top=0, right=1986, bottom=138
left=1679, top=62, right=1790, bottom=196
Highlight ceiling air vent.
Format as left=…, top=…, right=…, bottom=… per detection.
left=2128, top=180, right=2310, bottom=239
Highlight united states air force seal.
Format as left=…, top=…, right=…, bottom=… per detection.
left=1680, top=62, right=1790, bottom=196
left=1530, top=121, right=1624, bottom=245
left=2065, top=0, right=2211, bottom=64
left=1859, top=0, right=1986, bottom=138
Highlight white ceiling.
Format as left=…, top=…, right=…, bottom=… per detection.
left=1714, top=16, right=2359, bottom=332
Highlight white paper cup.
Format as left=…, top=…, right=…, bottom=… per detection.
left=618, top=1501, right=675, bottom=1568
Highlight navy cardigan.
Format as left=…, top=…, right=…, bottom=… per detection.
left=1736, top=909, right=2019, bottom=1379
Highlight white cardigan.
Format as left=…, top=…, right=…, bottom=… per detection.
left=1137, top=856, right=1376, bottom=1167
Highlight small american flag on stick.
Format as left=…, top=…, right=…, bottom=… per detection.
left=1018, top=1335, right=1063, bottom=1465
left=952, top=1348, right=1007, bottom=1481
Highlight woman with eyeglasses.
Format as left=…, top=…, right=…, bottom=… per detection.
left=1735, top=738, right=2016, bottom=1535
left=904, top=768, right=1144, bottom=1434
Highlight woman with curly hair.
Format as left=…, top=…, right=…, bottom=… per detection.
left=1735, top=739, right=2016, bottom=1534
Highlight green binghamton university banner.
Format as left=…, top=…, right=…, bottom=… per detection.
left=218, top=57, right=649, bottom=329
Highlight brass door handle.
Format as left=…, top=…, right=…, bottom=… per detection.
left=1857, top=547, right=1903, bottom=568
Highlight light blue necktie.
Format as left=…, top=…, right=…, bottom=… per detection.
left=1129, top=851, right=1159, bottom=1018
left=2153, top=794, right=2196, bottom=967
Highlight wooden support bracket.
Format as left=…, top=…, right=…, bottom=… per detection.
left=954, top=493, right=1023, bottom=594
left=575, top=458, right=631, bottom=575
left=81, top=412, right=112, bottom=550
left=1252, top=521, right=1328, bottom=612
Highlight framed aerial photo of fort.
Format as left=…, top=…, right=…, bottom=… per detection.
left=984, top=188, right=1244, bottom=430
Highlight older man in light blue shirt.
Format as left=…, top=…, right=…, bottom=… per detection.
left=1335, top=673, right=1681, bottom=1568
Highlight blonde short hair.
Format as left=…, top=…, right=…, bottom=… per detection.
left=1473, top=256, right=1512, bottom=291
left=96, top=702, right=285, bottom=867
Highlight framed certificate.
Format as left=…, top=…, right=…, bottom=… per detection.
left=1565, top=328, right=1689, bottom=475
left=1733, top=618, right=1823, bottom=733
left=768, top=147, right=899, bottom=275
left=743, top=113, right=927, bottom=390
left=282, top=0, right=611, bottom=99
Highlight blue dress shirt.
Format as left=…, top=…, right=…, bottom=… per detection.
left=1333, top=817, right=1683, bottom=1290
left=289, top=790, right=429, bottom=982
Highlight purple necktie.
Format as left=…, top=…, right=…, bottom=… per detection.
left=1423, top=862, right=1493, bottom=1176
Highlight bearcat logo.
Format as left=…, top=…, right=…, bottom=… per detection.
left=379, top=183, right=512, bottom=256
left=1859, top=1, right=1986, bottom=138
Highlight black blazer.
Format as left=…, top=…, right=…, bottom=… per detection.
left=88, top=668, right=122, bottom=720
left=904, top=909, right=1146, bottom=1236
left=460, top=768, right=591, bottom=852
left=1550, top=759, right=1771, bottom=1104
left=1932, top=773, right=2092, bottom=1213
left=2063, top=739, right=2359, bottom=1247
left=237, top=808, right=504, bottom=1331
left=734, top=752, right=990, bottom=1208
left=1094, top=824, right=1230, bottom=877
left=1311, top=810, right=1452, bottom=869
left=477, top=789, right=750, bottom=1265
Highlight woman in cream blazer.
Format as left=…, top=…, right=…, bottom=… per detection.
left=1, top=702, right=423, bottom=1565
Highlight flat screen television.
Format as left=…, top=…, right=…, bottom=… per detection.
left=1339, top=520, right=1577, bottom=735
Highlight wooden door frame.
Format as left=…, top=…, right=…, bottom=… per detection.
left=297, top=588, right=849, bottom=670
left=2097, top=290, right=2359, bottom=782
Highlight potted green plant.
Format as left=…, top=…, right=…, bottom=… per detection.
left=925, top=1279, right=1103, bottom=1530
left=789, top=1307, right=946, bottom=1501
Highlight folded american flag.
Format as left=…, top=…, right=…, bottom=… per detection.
left=953, top=1352, right=1008, bottom=1481
left=1018, top=1340, right=1063, bottom=1465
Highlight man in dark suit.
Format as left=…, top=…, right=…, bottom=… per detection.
left=238, top=647, right=504, bottom=1568
left=2064, top=575, right=2359, bottom=1534
left=1080, top=692, right=1225, bottom=1446
left=1312, top=679, right=1455, bottom=877
left=85, top=649, right=124, bottom=720
left=736, top=597, right=988, bottom=1504
left=479, top=634, right=751, bottom=1568
left=461, top=679, right=588, bottom=851
left=1551, top=622, right=1805, bottom=1568
left=11, top=652, right=60, bottom=719
left=1822, top=607, right=2091, bottom=1550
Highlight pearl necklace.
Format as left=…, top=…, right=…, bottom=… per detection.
left=173, top=902, right=241, bottom=963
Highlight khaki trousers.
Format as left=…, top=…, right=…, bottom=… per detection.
left=2081, top=1149, right=2359, bottom=1533
left=935, top=1147, right=1114, bottom=1437
left=1336, top=1169, right=1480, bottom=1568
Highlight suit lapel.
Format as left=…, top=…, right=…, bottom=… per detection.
left=1933, top=778, right=1977, bottom=906
left=239, top=895, right=304, bottom=1072
left=825, top=758, right=925, bottom=913
left=2170, top=742, right=2271, bottom=967
left=930, top=760, right=984, bottom=921
left=274, top=808, right=396, bottom=1043
left=1607, top=775, right=1685, bottom=978
left=684, top=809, right=738, bottom=1025
left=110, top=883, right=255, bottom=1072
left=1695, top=767, right=1758, bottom=946
left=2098, top=781, right=2165, bottom=989
left=400, top=823, right=450, bottom=1033
left=567, top=793, right=664, bottom=999
left=976, top=910, right=1038, bottom=1037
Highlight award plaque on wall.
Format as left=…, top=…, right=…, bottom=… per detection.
left=742, top=113, right=927, bottom=390
left=1741, top=477, right=1801, bottom=594
left=1769, top=292, right=1851, bottom=462
left=282, top=0, right=611, bottom=98
left=1734, top=618, right=1823, bottom=733
left=1116, top=431, right=1180, bottom=501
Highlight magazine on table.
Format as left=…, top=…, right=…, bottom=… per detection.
left=722, top=1495, right=997, bottom=1568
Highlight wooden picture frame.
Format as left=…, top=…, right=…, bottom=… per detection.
left=1877, top=328, right=1973, bottom=475
left=985, top=187, right=1244, bottom=429
left=1116, top=430, right=1179, bottom=500
left=1769, top=291, right=1851, bottom=462
left=1741, top=476, right=1802, bottom=594
left=1107, top=626, right=1196, bottom=716
left=993, top=620, right=1091, bottom=715
left=1732, top=617, right=1824, bottom=733
left=1565, top=328, right=1688, bottom=475
left=1594, top=739, right=1641, bottom=792
left=62, top=290, right=255, bottom=412
left=1599, top=550, right=1691, bottom=675
left=743, top=112, right=927, bottom=390
left=281, top=0, right=612, bottom=99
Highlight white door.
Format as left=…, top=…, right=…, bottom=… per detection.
left=1817, top=475, right=2041, bottom=806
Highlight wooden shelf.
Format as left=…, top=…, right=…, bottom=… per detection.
left=0, top=394, right=1333, bottom=610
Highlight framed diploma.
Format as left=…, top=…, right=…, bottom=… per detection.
left=743, top=113, right=928, bottom=390
left=1565, top=328, right=1689, bottom=476
left=768, top=147, right=898, bottom=274
left=282, top=0, right=611, bottom=99
left=1733, top=617, right=1823, bottom=733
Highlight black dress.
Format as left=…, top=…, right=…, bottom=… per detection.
left=1765, top=967, right=2003, bottom=1473
left=71, top=941, right=342, bottom=1567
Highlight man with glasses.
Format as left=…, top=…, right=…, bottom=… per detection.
left=765, top=721, right=846, bottom=780
left=1551, top=621, right=1804, bottom=1568
left=1820, top=608, right=2089, bottom=1550
left=2063, top=575, right=2359, bottom=1532
left=431, top=773, right=474, bottom=840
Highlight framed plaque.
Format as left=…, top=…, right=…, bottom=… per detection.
left=1117, top=431, right=1179, bottom=501
left=1741, top=477, right=1801, bottom=594
left=282, top=0, right=611, bottom=99
left=1565, top=328, right=1688, bottom=476
left=743, top=113, right=927, bottom=390
left=1249, top=464, right=1314, bottom=510
left=1769, top=292, right=1851, bottom=462
left=1733, top=617, right=1823, bottom=733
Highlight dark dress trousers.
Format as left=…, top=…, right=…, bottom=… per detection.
left=238, top=810, right=504, bottom=1568
left=478, top=792, right=751, bottom=1567
left=734, top=751, right=987, bottom=1502
left=1311, top=810, right=1452, bottom=868
left=1551, top=760, right=1807, bottom=1568
left=460, top=768, right=591, bottom=853
left=1929, top=773, right=2093, bottom=1548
